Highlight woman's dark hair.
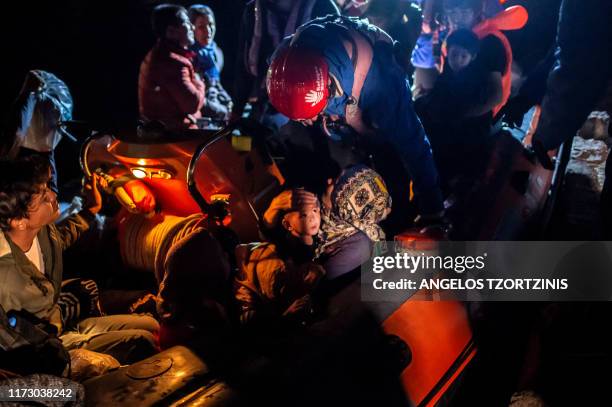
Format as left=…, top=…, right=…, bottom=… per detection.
left=446, top=28, right=480, bottom=55
left=188, top=4, right=214, bottom=24
left=151, top=4, right=187, bottom=39
left=0, top=156, right=51, bottom=231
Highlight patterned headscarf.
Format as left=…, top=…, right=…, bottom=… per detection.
left=317, top=165, right=391, bottom=255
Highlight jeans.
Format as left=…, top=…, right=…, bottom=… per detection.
left=61, top=314, right=159, bottom=364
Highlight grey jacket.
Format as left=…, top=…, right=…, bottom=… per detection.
left=0, top=211, right=93, bottom=343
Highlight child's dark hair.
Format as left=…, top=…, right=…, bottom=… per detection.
left=0, top=156, right=51, bottom=231
left=446, top=29, right=480, bottom=56
left=443, top=0, right=484, bottom=13
left=151, top=4, right=187, bottom=39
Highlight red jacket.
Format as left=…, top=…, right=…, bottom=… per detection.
left=138, top=40, right=205, bottom=130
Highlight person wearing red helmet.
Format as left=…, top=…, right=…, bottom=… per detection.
left=266, top=16, right=444, bottom=232
left=232, top=0, right=340, bottom=130
left=266, top=46, right=331, bottom=121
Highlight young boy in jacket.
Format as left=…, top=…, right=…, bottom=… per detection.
left=234, top=189, right=325, bottom=326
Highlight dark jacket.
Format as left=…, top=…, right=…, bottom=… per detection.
left=287, top=16, right=444, bottom=215
left=233, top=0, right=339, bottom=115
left=364, top=0, right=422, bottom=76
left=138, top=40, right=206, bottom=130
left=533, top=0, right=612, bottom=150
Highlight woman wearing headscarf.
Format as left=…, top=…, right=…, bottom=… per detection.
left=316, top=165, right=392, bottom=279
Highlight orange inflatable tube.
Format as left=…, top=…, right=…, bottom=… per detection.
left=383, top=300, right=476, bottom=407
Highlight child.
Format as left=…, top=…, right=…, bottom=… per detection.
left=188, top=4, right=233, bottom=121
left=234, top=189, right=325, bottom=326
left=421, top=29, right=486, bottom=119
left=411, top=0, right=508, bottom=105
left=416, top=29, right=493, bottom=185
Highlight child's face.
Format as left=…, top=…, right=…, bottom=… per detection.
left=445, top=7, right=478, bottom=30
left=194, top=14, right=215, bottom=46
left=448, top=45, right=475, bottom=72
left=283, top=205, right=321, bottom=240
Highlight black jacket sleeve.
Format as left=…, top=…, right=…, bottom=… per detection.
left=533, top=0, right=612, bottom=150
left=233, top=3, right=256, bottom=116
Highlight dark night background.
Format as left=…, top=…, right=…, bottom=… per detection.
left=4, top=3, right=610, bottom=406
left=0, top=0, right=245, bottom=126
left=0, top=0, right=561, bottom=129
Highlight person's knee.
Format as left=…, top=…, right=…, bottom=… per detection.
left=75, top=328, right=159, bottom=364
left=128, top=330, right=157, bottom=348
left=341, top=232, right=374, bottom=265
left=116, top=314, right=160, bottom=334
left=353, top=232, right=374, bottom=263
left=119, top=330, right=159, bottom=363
left=323, top=232, right=373, bottom=279
left=133, top=315, right=160, bottom=334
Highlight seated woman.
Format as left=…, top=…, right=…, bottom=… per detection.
left=0, top=157, right=159, bottom=372
left=234, top=189, right=325, bottom=327
left=415, top=29, right=494, bottom=187
left=188, top=4, right=233, bottom=121
left=316, top=165, right=392, bottom=280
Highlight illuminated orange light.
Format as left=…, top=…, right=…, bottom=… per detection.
left=131, top=168, right=147, bottom=179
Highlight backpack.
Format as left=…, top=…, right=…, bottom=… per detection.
left=0, top=305, right=70, bottom=376
left=13, top=70, right=74, bottom=154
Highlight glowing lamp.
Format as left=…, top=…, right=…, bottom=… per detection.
left=131, top=168, right=148, bottom=179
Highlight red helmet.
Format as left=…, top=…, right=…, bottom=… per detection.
left=266, top=46, right=330, bottom=120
